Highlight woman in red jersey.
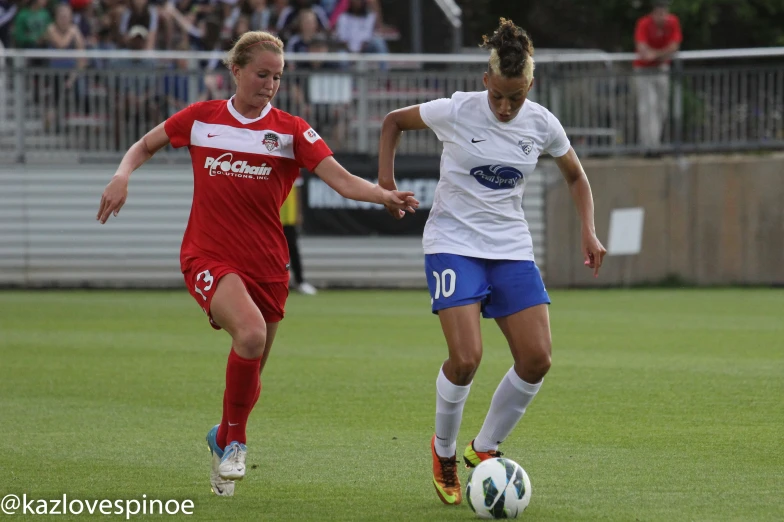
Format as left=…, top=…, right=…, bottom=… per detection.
left=96, top=31, right=418, bottom=497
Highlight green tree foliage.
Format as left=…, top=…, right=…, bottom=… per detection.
left=461, top=0, right=784, bottom=51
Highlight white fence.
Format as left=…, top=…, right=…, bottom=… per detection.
left=1, top=48, right=784, bottom=163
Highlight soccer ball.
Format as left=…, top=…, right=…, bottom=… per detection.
left=465, top=457, right=531, bottom=519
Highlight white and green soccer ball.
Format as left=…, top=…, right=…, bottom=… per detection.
left=465, top=457, right=531, bottom=519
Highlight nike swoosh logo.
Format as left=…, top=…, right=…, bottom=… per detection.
left=433, top=478, right=458, bottom=503
left=228, top=422, right=239, bottom=426
left=471, top=138, right=486, bottom=143
left=207, top=133, right=220, bottom=138
left=435, top=435, right=448, bottom=441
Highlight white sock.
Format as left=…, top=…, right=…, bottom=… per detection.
left=474, top=367, right=542, bottom=453
left=434, top=367, right=471, bottom=458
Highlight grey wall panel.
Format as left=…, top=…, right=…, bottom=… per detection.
left=0, top=170, right=26, bottom=284
left=545, top=153, right=784, bottom=287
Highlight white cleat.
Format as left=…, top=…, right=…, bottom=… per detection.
left=210, top=452, right=236, bottom=496
left=206, top=424, right=235, bottom=497
left=219, top=441, right=247, bottom=481
left=297, top=282, right=318, bottom=295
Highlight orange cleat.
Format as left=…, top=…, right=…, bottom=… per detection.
left=431, top=435, right=462, bottom=505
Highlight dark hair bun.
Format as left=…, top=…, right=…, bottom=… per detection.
left=480, top=18, right=534, bottom=78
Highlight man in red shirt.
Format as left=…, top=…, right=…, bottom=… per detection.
left=633, top=0, right=682, bottom=155
left=97, top=31, right=418, bottom=497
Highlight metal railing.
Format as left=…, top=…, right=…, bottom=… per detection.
left=1, top=47, right=783, bottom=163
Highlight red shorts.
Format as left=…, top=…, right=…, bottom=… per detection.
left=182, top=257, right=289, bottom=329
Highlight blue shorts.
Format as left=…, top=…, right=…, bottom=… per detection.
left=425, top=254, right=550, bottom=319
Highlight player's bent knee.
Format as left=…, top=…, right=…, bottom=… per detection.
left=514, top=344, right=551, bottom=383
left=533, top=352, right=552, bottom=379
left=522, top=351, right=551, bottom=382
left=232, top=322, right=267, bottom=359
left=449, top=352, right=482, bottom=383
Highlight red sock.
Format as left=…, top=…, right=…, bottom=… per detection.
left=223, top=348, right=261, bottom=445
left=251, top=381, right=262, bottom=409
left=218, top=379, right=262, bottom=449
left=217, top=366, right=263, bottom=448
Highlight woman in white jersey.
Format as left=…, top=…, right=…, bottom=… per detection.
left=378, top=18, right=607, bottom=506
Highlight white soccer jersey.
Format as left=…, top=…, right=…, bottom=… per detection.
left=418, top=90, right=571, bottom=260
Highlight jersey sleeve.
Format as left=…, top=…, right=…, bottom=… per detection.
left=164, top=103, right=198, bottom=148
left=634, top=17, right=649, bottom=44
left=670, top=16, right=683, bottom=43
left=419, top=98, right=455, bottom=142
left=294, top=118, right=333, bottom=171
left=544, top=111, right=571, bottom=158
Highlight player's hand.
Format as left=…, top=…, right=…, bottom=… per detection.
left=582, top=231, right=607, bottom=278
left=384, top=205, right=405, bottom=219
left=381, top=190, right=419, bottom=219
left=378, top=179, right=413, bottom=220
left=97, top=174, right=129, bottom=224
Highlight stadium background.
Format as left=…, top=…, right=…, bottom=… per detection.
left=1, top=1, right=783, bottom=521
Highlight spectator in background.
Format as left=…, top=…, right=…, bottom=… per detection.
left=216, top=0, right=241, bottom=45
left=174, top=0, right=214, bottom=47
left=267, top=0, right=288, bottom=30
left=329, top=0, right=392, bottom=36
left=633, top=0, right=682, bottom=156
left=164, top=3, right=228, bottom=99
left=95, top=0, right=126, bottom=47
left=92, top=17, right=117, bottom=67
left=165, top=1, right=212, bottom=50
left=47, top=3, right=86, bottom=55
left=166, top=1, right=227, bottom=51
left=276, top=0, right=328, bottom=41
left=13, top=0, right=52, bottom=49
left=122, top=24, right=153, bottom=56
left=162, top=39, right=197, bottom=114
left=119, top=0, right=159, bottom=50
left=44, top=3, right=86, bottom=130
left=112, top=25, right=163, bottom=145
left=233, top=13, right=250, bottom=39
left=288, top=34, right=346, bottom=149
left=284, top=8, right=321, bottom=54
left=0, top=0, right=18, bottom=48
left=245, top=0, right=271, bottom=31
left=334, top=0, right=387, bottom=54
left=70, top=0, right=99, bottom=48
left=318, top=0, right=336, bottom=17
left=280, top=175, right=318, bottom=295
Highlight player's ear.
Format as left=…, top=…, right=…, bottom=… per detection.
left=231, top=64, right=241, bottom=83
left=527, top=77, right=534, bottom=93
left=482, top=71, right=489, bottom=89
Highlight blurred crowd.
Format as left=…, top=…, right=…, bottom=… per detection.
left=0, top=0, right=399, bottom=141
left=0, top=0, right=397, bottom=56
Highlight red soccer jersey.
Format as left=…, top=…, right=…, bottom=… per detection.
left=633, top=13, right=682, bottom=67
left=164, top=97, right=332, bottom=282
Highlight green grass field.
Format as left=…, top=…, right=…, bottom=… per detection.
left=1, top=289, right=782, bottom=521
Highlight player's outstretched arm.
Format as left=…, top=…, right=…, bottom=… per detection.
left=554, top=147, right=607, bottom=277
left=313, top=156, right=419, bottom=214
left=97, top=122, right=171, bottom=224
left=378, top=105, right=429, bottom=218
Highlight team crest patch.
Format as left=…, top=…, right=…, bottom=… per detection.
left=262, top=132, right=280, bottom=152
left=303, top=127, right=321, bottom=144
left=518, top=138, right=534, bottom=155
